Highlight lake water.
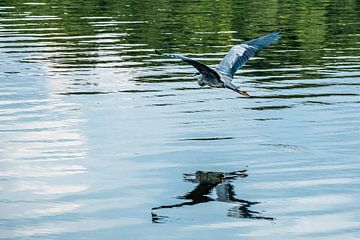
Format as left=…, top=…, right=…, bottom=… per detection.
left=1, top=0, right=360, bottom=239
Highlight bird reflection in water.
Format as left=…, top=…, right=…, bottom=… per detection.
left=152, top=170, right=273, bottom=223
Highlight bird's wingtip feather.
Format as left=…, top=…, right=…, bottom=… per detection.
left=271, top=31, right=282, bottom=40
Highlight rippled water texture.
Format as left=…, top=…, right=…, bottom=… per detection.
left=1, top=0, right=360, bottom=239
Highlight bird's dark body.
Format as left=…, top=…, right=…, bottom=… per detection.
left=197, top=74, right=224, bottom=87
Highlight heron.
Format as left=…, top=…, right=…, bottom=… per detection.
left=155, top=31, right=281, bottom=97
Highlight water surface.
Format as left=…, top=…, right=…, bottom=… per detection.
left=1, top=0, right=360, bottom=239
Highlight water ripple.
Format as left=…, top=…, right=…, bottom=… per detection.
left=1, top=1, right=359, bottom=239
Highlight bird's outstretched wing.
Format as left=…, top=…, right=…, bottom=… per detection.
left=155, top=50, right=221, bottom=80
left=216, top=31, right=281, bottom=77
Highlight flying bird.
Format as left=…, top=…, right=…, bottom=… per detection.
left=155, top=31, right=281, bottom=97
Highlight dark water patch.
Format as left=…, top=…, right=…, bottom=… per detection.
left=57, top=91, right=113, bottom=95
left=146, top=103, right=173, bottom=107
left=174, top=87, right=202, bottom=91
left=246, top=105, right=293, bottom=111
left=261, top=143, right=307, bottom=151
left=3, top=71, right=20, bottom=74
left=118, top=89, right=160, bottom=93
left=254, top=118, right=283, bottom=121
left=180, top=137, right=234, bottom=141
left=152, top=93, right=177, bottom=98
left=70, top=82, right=98, bottom=87
left=302, top=100, right=333, bottom=105
left=180, top=109, right=224, bottom=114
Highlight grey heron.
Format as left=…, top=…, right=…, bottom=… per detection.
left=155, top=31, right=281, bottom=97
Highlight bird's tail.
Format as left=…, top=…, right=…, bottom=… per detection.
left=225, top=82, right=250, bottom=97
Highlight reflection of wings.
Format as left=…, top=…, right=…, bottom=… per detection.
left=151, top=170, right=274, bottom=222
left=216, top=183, right=274, bottom=220
left=216, top=31, right=281, bottom=77
left=228, top=205, right=274, bottom=220
left=155, top=50, right=221, bottom=80
left=152, top=182, right=217, bottom=211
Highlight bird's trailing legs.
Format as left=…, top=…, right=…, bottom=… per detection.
left=234, top=88, right=250, bottom=97
left=225, top=82, right=250, bottom=97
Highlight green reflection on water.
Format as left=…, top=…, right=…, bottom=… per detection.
left=1, top=0, right=359, bottom=67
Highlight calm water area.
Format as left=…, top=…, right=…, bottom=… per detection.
left=0, top=0, right=360, bottom=239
